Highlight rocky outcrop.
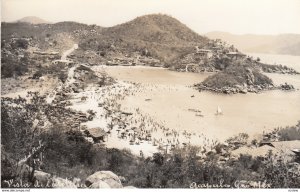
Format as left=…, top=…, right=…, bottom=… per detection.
left=20, top=169, right=129, bottom=188
left=30, top=169, right=127, bottom=188
left=261, top=64, right=299, bottom=75
left=85, top=171, right=123, bottom=188
left=124, top=186, right=137, bottom=188
left=195, top=83, right=276, bottom=94
left=89, top=180, right=111, bottom=188
left=280, top=82, right=295, bottom=90
left=51, top=176, right=77, bottom=188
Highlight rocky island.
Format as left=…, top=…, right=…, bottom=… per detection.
left=194, top=64, right=275, bottom=94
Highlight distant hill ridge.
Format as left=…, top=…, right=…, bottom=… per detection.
left=16, top=16, right=51, bottom=24
left=205, top=31, right=300, bottom=56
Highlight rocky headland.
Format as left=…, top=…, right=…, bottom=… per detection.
left=194, top=64, right=296, bottom=94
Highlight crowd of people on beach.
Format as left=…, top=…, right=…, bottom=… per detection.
left=51, top=66, right=221, bottom=157
left=87, top=73, right=220, bottom=155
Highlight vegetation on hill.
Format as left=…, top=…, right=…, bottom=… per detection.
left=1, top=22, right=95, bottom=41
left=2, top=14, right=298, bottom=78
left=195, top=63, right=274, bottom=94
left=79, top=14, right=209, bottom=63
left=1, top=39, right=31, bottom=78
left=103, top=14, right=207, bottom=44
left=1, top=53, right=30, bottom=78
left=276, top=121, right=300, bottom=141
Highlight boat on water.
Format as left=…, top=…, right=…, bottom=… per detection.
left=195, top=112, right=204, bottom=117
left=215, top=106, right=223, bottom=115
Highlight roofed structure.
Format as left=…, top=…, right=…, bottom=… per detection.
left=52, top=59, right=74, bottom=65
left=226, top=52, right=246, bottom=60
left=84, top=128, right=107, bottom=143
left=232, top=140, right=300, bottom=161
left=195, top=48, right=213, bottom=58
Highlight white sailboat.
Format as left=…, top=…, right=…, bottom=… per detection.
left=215, top=106, right=223, bottom=115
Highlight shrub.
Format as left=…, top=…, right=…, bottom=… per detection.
left=13, top=39, right=29, bottom=49
left=58, top=72, right=68, bottom=83
left=278, top=121, right=300, bottom=141
left=32, top=71, right=43, bottom=79
left=1, top=54, right=29, bottom=78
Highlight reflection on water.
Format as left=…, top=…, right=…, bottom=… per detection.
left=103, top=56, right=300, bottom=141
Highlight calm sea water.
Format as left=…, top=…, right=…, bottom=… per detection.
left=104, top=54, right=300, bottom=141
left=247, top=52, right=300, bottom=72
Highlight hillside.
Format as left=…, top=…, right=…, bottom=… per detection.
left=1, top=21, right=98, bottom=40
left=103, top=14, right=207, bottom=45
left=2, top=14, right=298, bottom=78
left=79, top=14, right=209, bottom=63
left=205, top=31, right=300, bottom=56
left=16, top=16, right=51, bottom=24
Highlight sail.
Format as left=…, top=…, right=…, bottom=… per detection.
left=216, top=106, right=223, bottom=115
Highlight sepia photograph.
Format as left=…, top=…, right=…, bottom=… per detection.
left=1, top=0, right=300, bottom=190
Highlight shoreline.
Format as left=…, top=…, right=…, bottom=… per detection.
left=2, top=64, right=299, bottom=157
left=65, top=78, right=219, bottom=157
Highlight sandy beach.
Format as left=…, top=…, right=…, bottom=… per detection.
left=51, top=64, right=299, bottom=157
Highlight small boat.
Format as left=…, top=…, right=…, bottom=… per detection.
left=195, top=112, right=204, bottom=117
left=215, top=106, right=223, bottom=115
left=188, top=108, right=201, bottom=113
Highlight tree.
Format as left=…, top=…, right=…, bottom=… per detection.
left=1, top=94, right=47, bottom=185
left=13, top=39, right=29, bottom=49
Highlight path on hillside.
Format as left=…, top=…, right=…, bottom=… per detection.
left=46, top=44, right=79, bottom=103
left=64, top=44, right=79, bottom=86
left=61, top=44, right=78, bottom=60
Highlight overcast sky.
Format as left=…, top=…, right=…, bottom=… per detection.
left=1, top=0, right=300, bottom=35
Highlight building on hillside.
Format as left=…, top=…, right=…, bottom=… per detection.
left=33, top=51, right=61, bottom=61
left=211, top=46, right=223, bottom=54
left=226, top=52, right=246, bottom=60
left=84, top=128, right=107, bottom=143
left=232, top=140, right=300, bottom=162
left=52, top=59, right=74, bottom=65
left=106, top=61, right=118, bottom=66
left=114, top=57, right=134, bottom=66
left=33, top=51, right=60, bottom=56
left=138, top=57, right=161, bottom=66
left=195, top=49, right=213, bottom=59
